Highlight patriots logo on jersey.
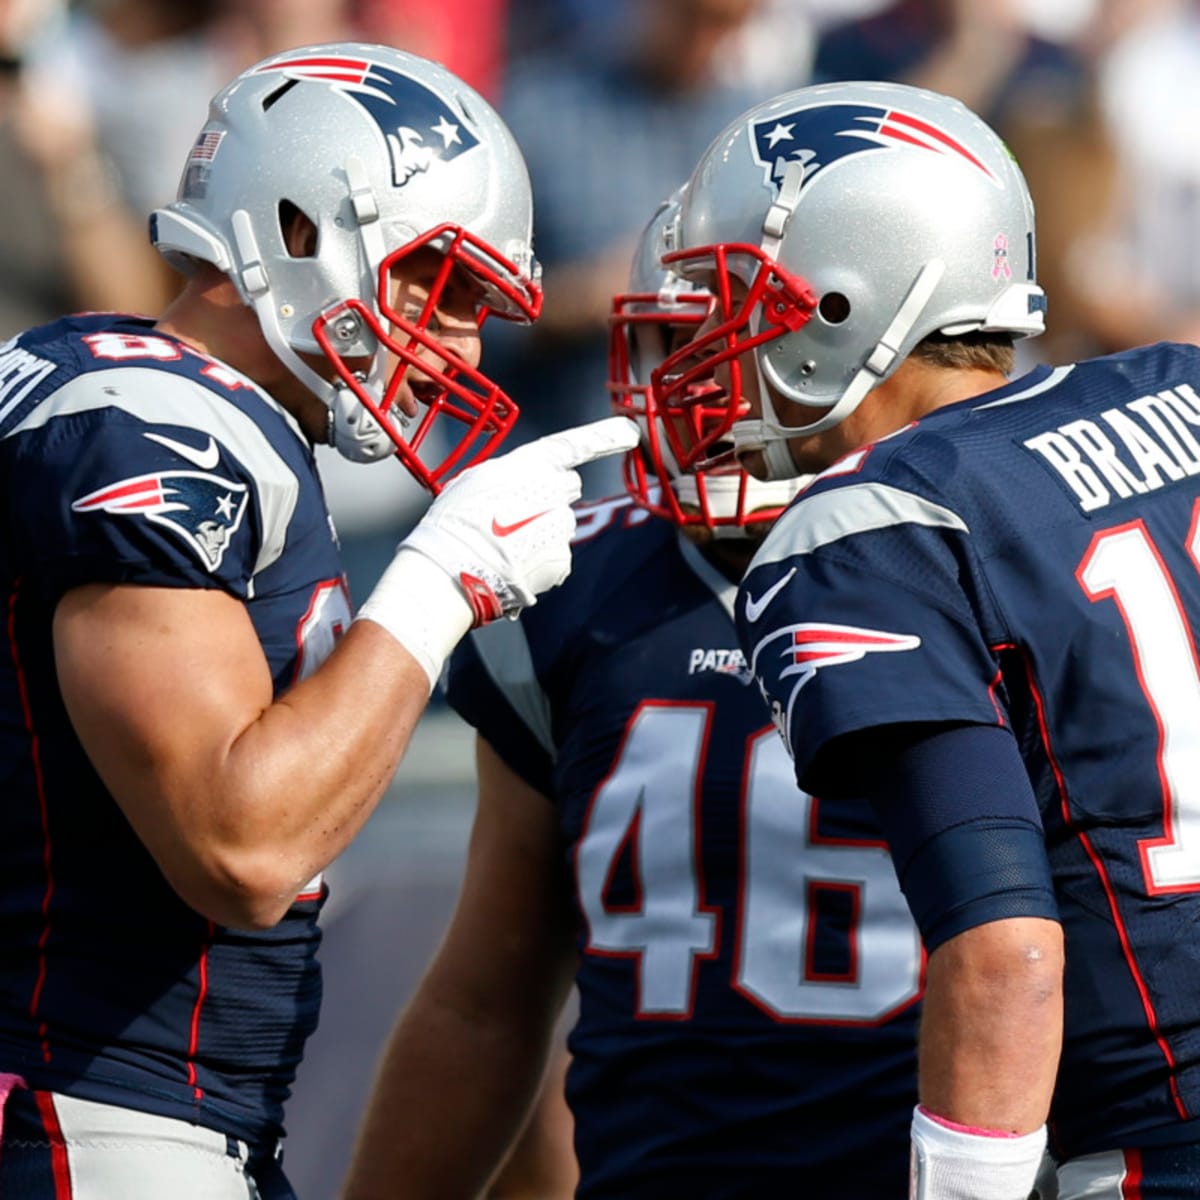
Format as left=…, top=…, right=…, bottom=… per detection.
left=254, top=54, right=479, bottom=188
left=750, top=621, right=921, bottom=689
left=750, top=102, right=999, bottom=192
left=72, top=471, right=249, bottom=571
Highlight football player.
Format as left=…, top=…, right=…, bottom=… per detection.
left=0, top=42, right=634, bottom=1199
left=658, top=78, right=1200, bottom=1198
left=341, top=191, right=924, bottom=1199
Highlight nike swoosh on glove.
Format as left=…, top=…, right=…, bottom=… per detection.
left=404, top=415, right=640, bottom=622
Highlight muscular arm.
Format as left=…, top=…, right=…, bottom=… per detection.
left=920, top=916, right=1063, bottom=1133
left=54, top=583, right=432, bottom=928
left=341, top=735, right=577, bottom=1200
left=52, top=416, right=636, bottom=930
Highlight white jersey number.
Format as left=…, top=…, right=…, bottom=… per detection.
left=1079, top=517, right=1200, bottom=892
left=293, top=578, right=351, bottom=683
left=575, top=702, right=923, bottom=1021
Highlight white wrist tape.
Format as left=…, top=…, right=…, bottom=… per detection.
left=354, top=546, right=473, bottom=692
left=910, top=1105, right=1046, bottom=1200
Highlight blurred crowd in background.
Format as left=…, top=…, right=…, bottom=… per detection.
left=2, top=0, right=1199, bottom=598
left=3, top=4, right=1198, bottom=1193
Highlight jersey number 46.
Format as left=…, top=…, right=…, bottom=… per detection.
left=576, top=702, right=924, bottom=1023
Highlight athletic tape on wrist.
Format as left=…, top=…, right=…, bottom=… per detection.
left=354, top=547, right=474, bottom=692
left=910, top=1105, right=1046, bottom=1200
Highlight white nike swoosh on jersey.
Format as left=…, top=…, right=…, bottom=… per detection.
left=743, top=567, right=797, bottom=623
left=143, top=431, right=221, bottom=470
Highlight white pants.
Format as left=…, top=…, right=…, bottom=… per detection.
left=1055, top=1143, right=1200, bottom=1199
left=1, top=1089, right=277, bottom=1199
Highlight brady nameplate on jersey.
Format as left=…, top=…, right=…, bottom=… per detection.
left=739, top=342, right=1200, bottom=1162
left=1025, top=377, right=1200, bottom=512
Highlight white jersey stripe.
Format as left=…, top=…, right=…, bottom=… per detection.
left=677, top=534, right=737, bottom=624
left=975, top=364, right=1075, bottom=409
left=11, top=369, right=302, bottom=580
left=471, top=617, right=555, bottom=758
left=40, top=1092, right=257, bottom=1199
left=751, top=482, right=968, bottom=570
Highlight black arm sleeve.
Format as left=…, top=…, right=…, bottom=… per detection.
left=810, top=722, right=1059, bottom=952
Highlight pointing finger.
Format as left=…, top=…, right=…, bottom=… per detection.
left=526, top=416, right=640, bottom=470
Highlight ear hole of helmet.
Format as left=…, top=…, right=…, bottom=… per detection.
left=279, top=200, right=317, bottom=258
left=818, top=291, right=850, bottom=325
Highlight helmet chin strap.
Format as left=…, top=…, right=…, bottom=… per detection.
left=736, top=259, right=947, bottom=479
left=730, top=417, right=802, bottom=482
left=231, top=176, right=399, bottom=463
left=671, top=470, right=803, bottom=532
left=250, top=284, right=395, bottom=462
left=327, top=383, right=398, bottom=462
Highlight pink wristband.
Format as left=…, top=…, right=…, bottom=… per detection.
left=917, top=1104, right=1021, bottom=1139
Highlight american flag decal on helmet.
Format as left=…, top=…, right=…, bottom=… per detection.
left=188, top=130, right=225, bottom=164
left=751, top=102, right=999, bottom=192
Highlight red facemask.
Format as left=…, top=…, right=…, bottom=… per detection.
left=314, top=223, right=542, bottom=493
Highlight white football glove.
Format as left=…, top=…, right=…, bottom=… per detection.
left=355, top=416, right=639, bottom=688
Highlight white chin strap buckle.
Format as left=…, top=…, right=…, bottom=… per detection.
left=731, top=418, right=798, bottom=482
left=328, top=384, right=394, bottom=463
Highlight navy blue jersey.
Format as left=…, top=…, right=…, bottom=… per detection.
left=0, top=315, right=351, bottom=1145
left=446, top=495, right=922, bottom=1198
left=737, top=345, right=1200, bottom=1161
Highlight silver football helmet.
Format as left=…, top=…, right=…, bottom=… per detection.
left=653, top=81, right=1045, bottom=480
left=151, top=43, right=542, bottom=491
left=609, top=189, right=803, bottom=535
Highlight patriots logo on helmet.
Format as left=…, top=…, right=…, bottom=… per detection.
left=750, top=620, right=921, bottom=691
left=255, top=55, right=480, bottom=188
left=72, top=472, right=249, bottom=571
left=750, top=102, right=999, bottom=193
